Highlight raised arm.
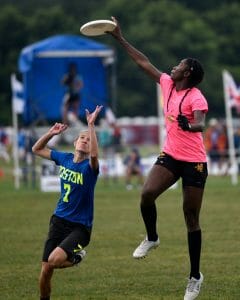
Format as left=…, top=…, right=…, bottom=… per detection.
left=85, top=105, right=103, bottom=170
left=109, top=16, right=162, bottom=83
left=32, top=123, right=68, bottom=159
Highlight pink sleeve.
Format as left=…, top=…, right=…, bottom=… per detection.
left=160, top=73, right=172, bottom=88
left=191, top=95, right=208, bottom=113
left=160, top=73, right=174, bottom=107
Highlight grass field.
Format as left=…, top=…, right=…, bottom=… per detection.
left=0, top=165, right=240, bottom=299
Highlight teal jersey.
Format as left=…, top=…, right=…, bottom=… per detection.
left=51, top=150, right=99, bottom=227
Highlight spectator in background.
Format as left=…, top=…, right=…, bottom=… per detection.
left=111, top=123, right=122, bottom=154
left=0, top=127, right=10, bottom=162
left=233, top=127, right=240, bottom=172
left=98, top=119, right=113, bottom=183
left=18, top=128, right=27, bottom=160
left=124, top=147, right=144, bottom=190
left=61, top=63, right=83, bottom=125
left=204, top=118, right=228, bottom=174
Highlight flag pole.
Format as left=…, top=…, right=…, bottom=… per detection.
left=222, top=70, right=238, bottom=185
left=12, top=94, right=20, bottom=189
left=11, top=74, right=21, bottom=189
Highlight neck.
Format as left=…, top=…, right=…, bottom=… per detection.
left=175, top=80, right=191, bottom=91
left=73, top=151, right=88, bottom=163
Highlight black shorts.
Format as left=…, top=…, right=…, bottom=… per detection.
left=42, top=215, right=91, bottom=262
left=155, top=152, right=208, bottom=188
left=68, top=93, right=80, bottom=104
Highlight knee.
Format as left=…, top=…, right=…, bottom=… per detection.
left=48, top=253, right=64, bottom=268
left=183, top=208, right=200, bottom=231
left=141, top=187, right=156, bottom=206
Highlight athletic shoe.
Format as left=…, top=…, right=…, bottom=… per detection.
left=133, top=237, right=160, bottom=259
left=73, top=249, right=86, bottom=266
left=184, top=272, right=204, bottom=300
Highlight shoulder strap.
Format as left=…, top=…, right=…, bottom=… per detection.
left=166, top=85, right=175, bottom=112
left=178, top=89, right=191, bottom=115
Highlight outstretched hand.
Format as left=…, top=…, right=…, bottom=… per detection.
left=107, top=16, right=123, bottom=40
left=85, top=105, right=103, bottom=126
left=48, top=123, right=68, bottom=136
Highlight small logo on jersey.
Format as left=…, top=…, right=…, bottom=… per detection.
left=195, top=163, right=204, bottom=173
left=167, top=115, right=175, bottom=122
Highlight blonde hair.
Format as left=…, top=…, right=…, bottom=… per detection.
left=73, top=130, right=89, bottom=145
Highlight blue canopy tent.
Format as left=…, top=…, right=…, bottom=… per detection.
left=18, top=34, right=116, bottom=125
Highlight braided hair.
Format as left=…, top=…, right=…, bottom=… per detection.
left=185, top=58, right=204, bottom=87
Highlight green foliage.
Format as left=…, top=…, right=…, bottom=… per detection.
left=0, top=1, right=240, bottom=124
left=205, top=3, right=240, bottom=67
left=26, top=6, right=77, bottom=41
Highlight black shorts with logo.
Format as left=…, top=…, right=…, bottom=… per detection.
left=42, top=215, right=91, bottom=262
left=155, top=152, right=208, bottom=188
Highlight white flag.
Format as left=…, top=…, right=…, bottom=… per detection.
left=11, top=73, right=24, bottom=114
left=222, top=70, right=240, bottom=112
left=222, top=70, right=239, bottom=185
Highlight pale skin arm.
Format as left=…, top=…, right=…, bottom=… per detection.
left=109, top=16, right=162, bottom=82
left=32, top=123, right=68, bottom=159
left=85, top=105, right=103, bottom=170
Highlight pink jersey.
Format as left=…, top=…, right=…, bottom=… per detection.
left=160, top=73, right=208, bottom=162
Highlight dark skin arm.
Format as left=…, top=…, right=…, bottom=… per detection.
left=190, top=110, right=206, bottom=132
left=109, top=16, right=162, bottom=82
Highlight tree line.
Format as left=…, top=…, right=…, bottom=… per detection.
left=0, top=0, right=240, bottom=125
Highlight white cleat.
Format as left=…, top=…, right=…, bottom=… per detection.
left=133, top=237, right=160, bottom=259
left=184, top=272, right=204, bottom=300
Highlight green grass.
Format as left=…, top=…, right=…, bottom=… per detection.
left=0, top=167, right=240, bottom=299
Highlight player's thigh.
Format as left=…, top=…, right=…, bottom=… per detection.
left=182, top=186, right=204, bottom=213
left=42, top=215, right=66, bottom=262
left=182, top=161, right=208, bottom=214
left=143, top=164, right=177, bottom=199
left=59, top=225, right=91, bottom=260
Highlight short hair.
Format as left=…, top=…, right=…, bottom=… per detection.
left=74, top=130, right=89, bottom=142
left=185, top=58, right=204, bottom=86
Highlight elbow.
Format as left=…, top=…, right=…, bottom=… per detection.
left=32, top=145, right=41, bottom=155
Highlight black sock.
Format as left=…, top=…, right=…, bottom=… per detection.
left=140, top=203, right=158, bottom=241
left=188, top=230, right=201, bottom=279
left=40, top=297, right=50, bottom=300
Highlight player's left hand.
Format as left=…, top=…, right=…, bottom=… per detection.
left=49, top=123, right=68, bottom=135
left=107, top=16, right=122, bottom=40
left=86, top=105, right=103, bottom=126
left=177, top=114, right=191, bottom=131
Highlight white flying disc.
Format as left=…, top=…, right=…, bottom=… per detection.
left=80, top=20, right=116, bottom=36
